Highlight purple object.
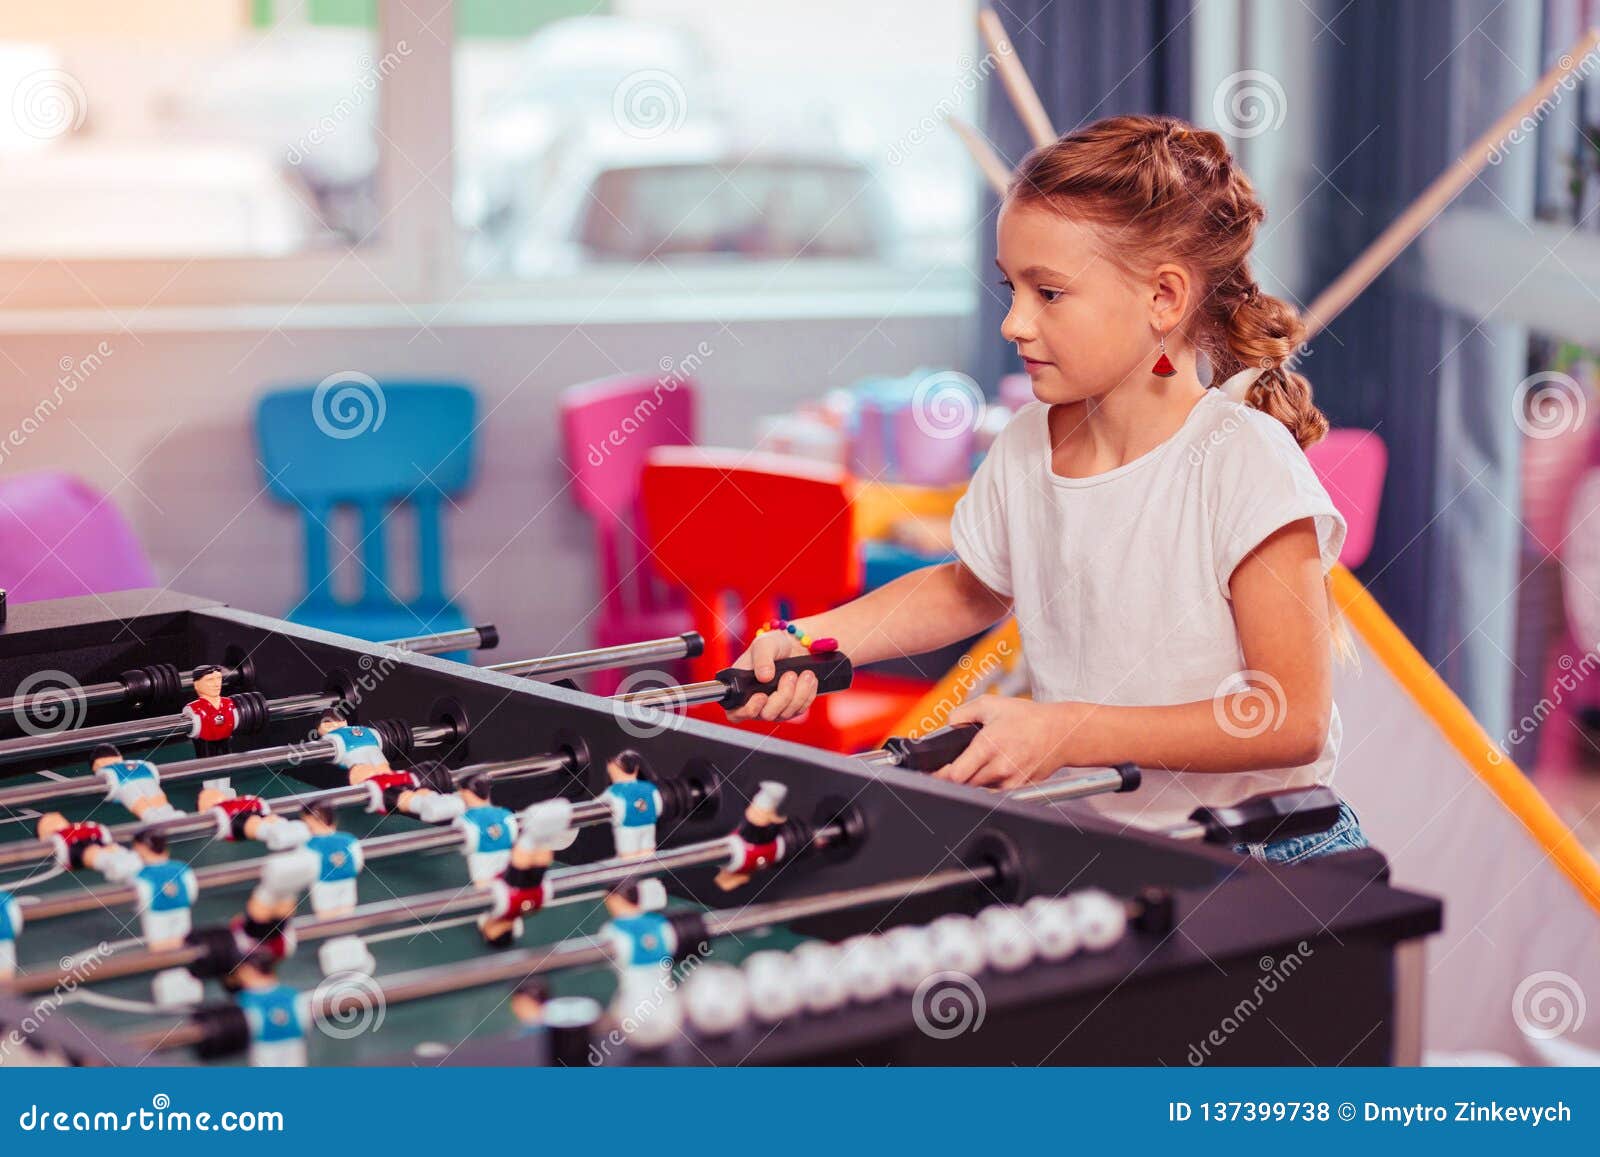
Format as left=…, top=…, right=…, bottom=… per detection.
left=0, top=471, right=157, bottom=603
left=849, top=371, right=982, bottom=487
left=559, top=373, right=697, bottom=694
left=998, top=372, right=1035, bottom=412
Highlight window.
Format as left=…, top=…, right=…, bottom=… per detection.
left=453, top=1, right=981, bottom=282
left=0, top=1, right=383, bottom=259
left=0, top=1, right=980, bottom=312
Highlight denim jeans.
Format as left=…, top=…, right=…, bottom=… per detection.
left=1230, top=801, right=1369, bottom=865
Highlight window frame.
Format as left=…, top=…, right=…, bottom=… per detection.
left=0, top=0, right=976, bottom=324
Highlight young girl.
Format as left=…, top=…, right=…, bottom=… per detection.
left=725, top=114, right=1368, bottom=866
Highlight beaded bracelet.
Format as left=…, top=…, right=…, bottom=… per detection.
left=754, top=618, right=839, bottom=655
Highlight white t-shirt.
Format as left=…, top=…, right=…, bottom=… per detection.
left=949, top=389, right=1348, bottom=830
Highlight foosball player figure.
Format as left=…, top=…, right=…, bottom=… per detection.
left=34, top=814, right=140, bottom=881
left=231, top=949, right=311, bottom=1067
left=315, top=710, right=458, bottom=820
left=452, top=774, right=517, bottom=883
left=601, top=879, right=679, bottom=1006
left=231, top=846, right=316, bottom=968
left=197, top=779, right=311, bottom=850
left=0, top=890, right=21, bottom=981
left=478, top=799, right=576, bottom=948
left=129, top=829, right=199, bottom=951
left=183, top=665, right=241, bottom=759
left=510, top=975, right=550, bottom=1037
left=90, top=743, right=182, bottom=823
left=315, top=710, right=392, bottom=782
left=714, top=781, right=789, bottom=891
left=301, top=801, right=364, bottom=916
left=602, top=750, right=663, bottom=860
left=359, top=757, right=459, bottom=822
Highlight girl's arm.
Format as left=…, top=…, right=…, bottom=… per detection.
left=726, top=561, right=1011, bottom=723
left=937, top=520, right=1333, bottom=786
left=795, top=561, right=1012, bottom=666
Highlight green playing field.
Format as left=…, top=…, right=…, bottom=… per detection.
left=1, top=750, right=804, bottom=1066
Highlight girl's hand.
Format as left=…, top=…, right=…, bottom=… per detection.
left=932, top=696, right=1087, bottom=790
left=723, top=629, right=820, bottom=723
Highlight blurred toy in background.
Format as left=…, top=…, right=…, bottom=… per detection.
left=754, top=367, right=1025, bottom=484
left=1515, top=344, right=1600, bottom=776
left=752, top=367, right=1036, bottom=592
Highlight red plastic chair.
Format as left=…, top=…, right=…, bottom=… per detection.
left=1305, top=429, right=1387, bottom=568
left=639, top=446, right=932, bottom=753
left=560, top=375, right=697, bottom=693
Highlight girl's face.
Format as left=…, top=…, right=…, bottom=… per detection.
left=995, top=201, right=1169, bottom=404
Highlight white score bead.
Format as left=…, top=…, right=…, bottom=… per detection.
left=1067, top=889, right=1128, bottom=951
left=836, top=935, right=895, bottom=1003
left=881, top=926, right=938, bottom=992
left=792, top=942, right=849, bottom=1013
left=1022, top=897, right=1080, bottom=961
left=928, top=915, right=986, bottom=976
left=620, top=982, right=683, bottom=1051
left=742, top=950, right=802, bottom=1023
left=977, top=906, right=1035, bottom=972
left=683, top=963, right=749, bottom=1036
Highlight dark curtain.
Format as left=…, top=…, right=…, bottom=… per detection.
left=1304, top=0, right=1529, bottom=739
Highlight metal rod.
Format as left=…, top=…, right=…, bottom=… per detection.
left=489, top=633, right=701, bottom=681
left=15, top=825, right=464, bottom=928
left=0, top=666, right=246, bottom=723
left=1007, top=768, right=1131, bottom=804
left=131, top=860, right=993, bottom=1054
left=0, top=623, right=493, bottom=734
left=613, top=679, right=725, bottom=709
left=336, top=862, right=989, bottom=1025
left=0, top=692, right=337, bottom=768
left=381, top=625, right=496, bottom=656
left=0, top=721, right=456, bottom=812
left=0, top=748, right=566, bottom=868
left=0, top=740, right=333, bottom=812
left=705, top=863, right=995, bottom=938
left=12, top=809, right=749, bottom=996
left=0, top=624, right=491, bottom=728
left=9, top=751, right=570, bottom=925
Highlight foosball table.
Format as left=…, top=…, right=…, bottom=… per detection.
left=0, top=590, right=1440, bottom=1067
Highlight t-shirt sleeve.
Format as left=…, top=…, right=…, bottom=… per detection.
left=1207, top=414, right=1348, bottom=599
left=948, top=411, right=1023, bottom=600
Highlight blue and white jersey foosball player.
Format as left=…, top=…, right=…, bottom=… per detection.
left=450, top=775, right=517, bottom=883
left=0, top=889, right=22, bottom=980
left=601, top=879, right=678, bottom=1003
left=232, top=953, right=312, bottom=1067
left=315, top=712, right=388, bottom=775
left=128, top=831, right=199, bottom=950
left=602, top=750, right=663, bottom=859
left=298, top=802, right=364, bottom=916
left=89, top=743, right=181, bottom=823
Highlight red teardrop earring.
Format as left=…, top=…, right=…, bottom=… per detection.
left=1151, top=331, right=1177, bottom=378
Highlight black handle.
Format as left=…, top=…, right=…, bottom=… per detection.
left=680, top=631, right=706, bottom=659
left=716, top=651, right=854, bottom=709
left=1114, top=763, right=1142, bottom=792
left=882, top=723, right=982, bottom=771
left=1188, top=785, right=1343, bottom=845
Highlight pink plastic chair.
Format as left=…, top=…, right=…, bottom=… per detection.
left=1305, top=430, right=1387, bottom=568
left=559, top=374, right=697, bottom=693
left=0, top=471, right=157, bottom=601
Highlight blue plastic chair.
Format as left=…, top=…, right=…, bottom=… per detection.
left=255, top=381, right=477, bottom=653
